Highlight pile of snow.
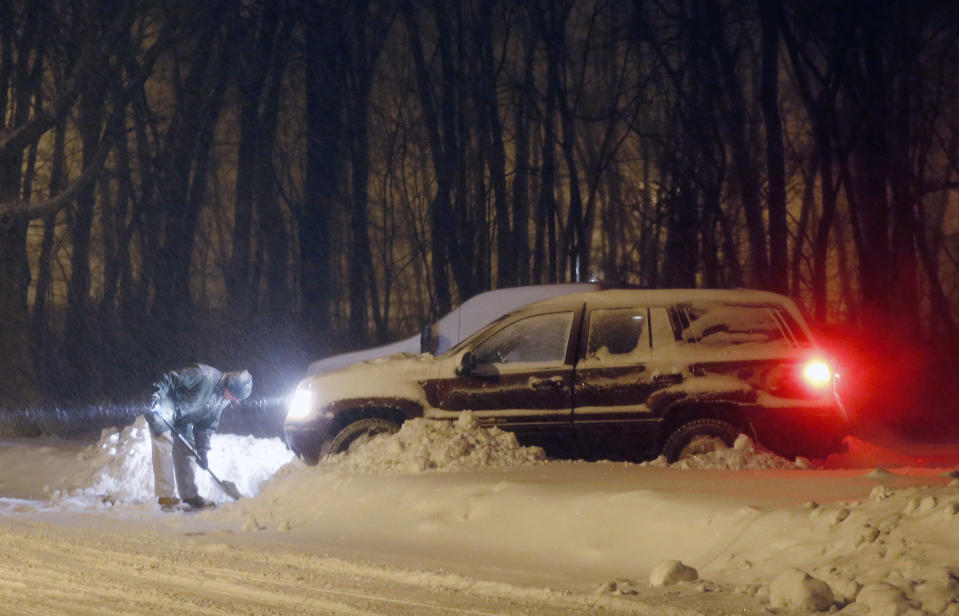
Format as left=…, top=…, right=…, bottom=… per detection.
left=649, top=560, right=699, bottom=587
left=586, top=478, right=959, bottom=613
left=325, top=412, right=547, bottom=473
left=768, top=568, right=834, bottom=611
left=49, top=416, right=293, bottom=508
left=643, top=433, right=810, bottom=470
left=720, top=477, right=959, bottom=614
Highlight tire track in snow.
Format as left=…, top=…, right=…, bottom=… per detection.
left=0, top=517, right=666, bottom=616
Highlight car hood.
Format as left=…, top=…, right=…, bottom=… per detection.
left=300, top=351, right=453, bottom=409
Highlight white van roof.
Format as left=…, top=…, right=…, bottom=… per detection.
left=307, top=282, right=608, bottom=375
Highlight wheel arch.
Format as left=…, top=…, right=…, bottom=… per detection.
left=325, top=397, right=423, bottom=428
left=659, top=398, right=753, bottom=448
left=327, top=404, right=411, bottom=434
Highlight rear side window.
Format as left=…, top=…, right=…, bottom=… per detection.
left=586, top=308, right=649, bottom=360
left=678, top=304, right=792, bottom=349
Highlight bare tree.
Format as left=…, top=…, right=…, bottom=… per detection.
left=347, top=0, right=393, bottom=345
left=0, top=0, right=172, bottom=402
left=402, top=0, right=459, bottom=315
left=759, top=0, right=787, bottom=293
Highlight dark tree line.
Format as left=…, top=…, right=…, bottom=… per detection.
left=2, top=0, right=959, bottom=433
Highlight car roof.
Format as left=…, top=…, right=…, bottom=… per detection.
left=516, top=288, right=799, bottom=313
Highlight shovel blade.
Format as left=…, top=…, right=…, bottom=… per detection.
left=218, top=479, right=243, bottom=501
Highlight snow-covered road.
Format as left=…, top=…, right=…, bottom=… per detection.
left=1, top=415, right=959, bottom=615
left=0, top=514, right=684, bottom=616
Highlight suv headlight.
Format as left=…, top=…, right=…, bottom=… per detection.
left=286, top=387, right=316, bottom=421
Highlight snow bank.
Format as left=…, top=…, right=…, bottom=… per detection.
left=40, top=410, right=543, bottom=510
left=733, top=480, right=959, bottom=614
left=643, top=433, right=809, bottom=470
left=49, top=416, right=293, bottom=508
left=4, top=413, right=959, bottom=614
left=325, top=411, right=547, bottom=473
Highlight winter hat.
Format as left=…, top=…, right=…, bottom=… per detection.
left=225, top=369, right=253, bottom=400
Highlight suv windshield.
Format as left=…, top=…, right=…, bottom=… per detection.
left=441, top=313, right=512, bottom=357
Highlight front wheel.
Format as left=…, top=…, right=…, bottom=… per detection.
left=327, top=417, right=400, bottom=456
left=662, top=418, right=740, bottom=463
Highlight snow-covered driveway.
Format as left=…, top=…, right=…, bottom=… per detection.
left=1, top=415, right=958, bottom=615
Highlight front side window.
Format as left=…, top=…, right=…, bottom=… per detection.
left=680, top=304, right=790, bottom=348
left=473, top=312, right=575, bottom=365
left=586, top=308, right=649, bottom=361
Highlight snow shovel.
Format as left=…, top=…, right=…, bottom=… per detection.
left=150, top=410, right=244, bottom=501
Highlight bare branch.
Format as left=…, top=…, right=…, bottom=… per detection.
left=0, top=14, right=176, bottom=230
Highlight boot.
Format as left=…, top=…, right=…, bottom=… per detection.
left=158, top=496, right=181, bottom=511
left=182, top=496, right=214, bottom=510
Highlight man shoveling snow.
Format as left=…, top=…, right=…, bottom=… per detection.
left=145, top=364, right=252, bottom=510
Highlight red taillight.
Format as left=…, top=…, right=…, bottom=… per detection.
left=802, top=359, right=833, bottom=389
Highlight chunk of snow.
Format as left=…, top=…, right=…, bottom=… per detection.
left=649, top=560, right=699, bottom=587
left=643, top=433, right=805, bottom=470
left=596, top=578, right=639, bottom=595
left=768, top=569, right=834, bottom=611
left=854, top=582, right=915, bottom=614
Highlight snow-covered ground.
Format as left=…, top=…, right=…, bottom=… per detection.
left=1, top=414, right=959, bottom=615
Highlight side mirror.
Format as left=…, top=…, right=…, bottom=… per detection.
left=457, top=351, right=477, bottom=376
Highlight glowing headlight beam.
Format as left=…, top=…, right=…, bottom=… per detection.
left=286, top=388, right=315, bottom=420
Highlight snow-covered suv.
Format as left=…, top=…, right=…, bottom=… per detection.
left=284, top=289, right=848, bottom=464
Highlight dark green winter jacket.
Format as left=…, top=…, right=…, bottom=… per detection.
left=146, top=363, right=232, bottom=460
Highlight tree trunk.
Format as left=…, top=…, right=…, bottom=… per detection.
left=853, top=14, right=893, bottom=338
left=812, top=127, right=838, bottom=322
left=702, top=0, right=768, bottom=289
left=0, top=0, right=43, bottom=403
left=258, top=17, right=292, bottom=323
left=64, top=87, right=104, bottom=398
left=475, top=0, right=513, bottom=288
left=347, top=0, right=386, bottom=346
left=31, top=101, right=61, bottom=373
left=113, top=106, right=136, bottom=320
left=229, top=2, right=280, bottom=321
left=402, top=0, right=458, bottom=315
left=533, top=57, right=559, bottom=285
left=512, top=14, right=535, bottom=286
left=534, top=0, right=568, bottom=283
left=153, top=9, right=237, bottom=330
left=31, top=123, right=64, bottom=362
left=759, top=0, right=787, bottom=293
left=302, top=1, right=347, bottom=347
left=791, top=158, right=817, bottom=299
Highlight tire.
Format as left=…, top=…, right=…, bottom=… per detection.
left=327, top=417, right=400, bottom=456
left=662, top=418, right=740, bottom=463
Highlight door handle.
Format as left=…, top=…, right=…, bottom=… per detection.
left=530, top=376, right=565, bottom=390
left=652, top=373, right=683, bottom=385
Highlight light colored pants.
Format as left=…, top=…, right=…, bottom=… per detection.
left=150, top=427, right=199, bottom=501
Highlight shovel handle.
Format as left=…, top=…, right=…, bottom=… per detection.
left=150, top=409, right=241, bottom=500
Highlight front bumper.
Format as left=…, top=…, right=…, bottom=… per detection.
left=283, top=415, right=334, bottom=465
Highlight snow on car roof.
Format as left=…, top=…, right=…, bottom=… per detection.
left=519, top=288, right=799, bottom=312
